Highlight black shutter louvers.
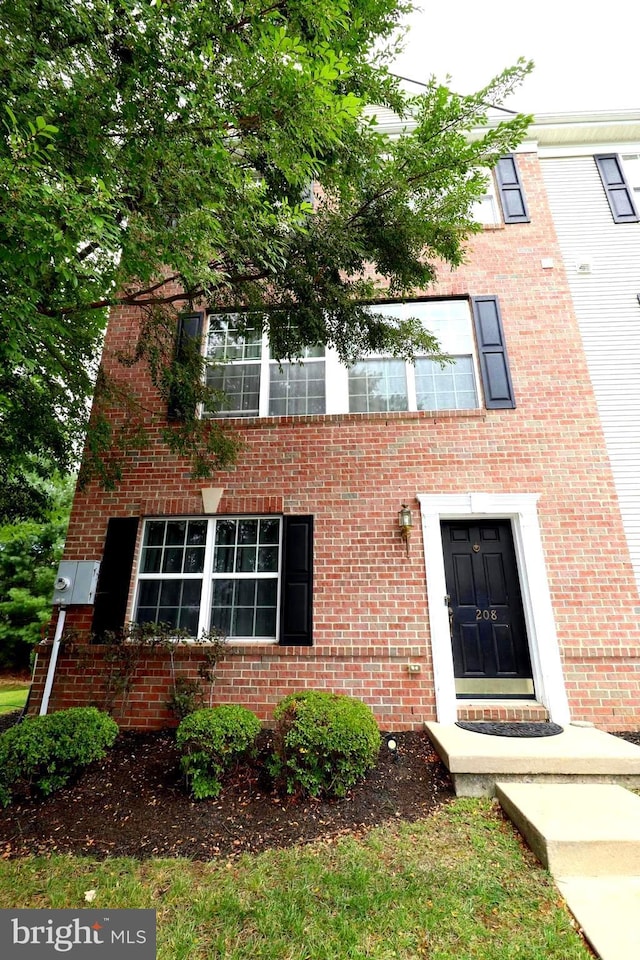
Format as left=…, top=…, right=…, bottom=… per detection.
left=495, top=155, right=530, bottom=224
left=279, top=515, right=313, bottom=646
left=167, top=312, right=205, bottom=420
left=595, top=155, right=639, bottom=224
left=91, top=517, right=139, bottom=638
left=471, top=296, right=516, bottom=410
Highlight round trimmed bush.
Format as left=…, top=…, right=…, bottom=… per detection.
left=0, top=707, right=119, bottom=807
left=269, top=690, right=381, bottom=798
left=176, top=704, right=261, bottom=799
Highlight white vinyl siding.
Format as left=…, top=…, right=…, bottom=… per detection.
left=541, top=152, right=640, bottom=588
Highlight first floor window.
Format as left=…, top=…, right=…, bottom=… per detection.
left=211, top=517, right=280, bottom=637
left=135, top=516, right=281, bottom=641
left=132, top=515, right=314, bottom=645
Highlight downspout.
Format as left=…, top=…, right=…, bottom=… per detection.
left=39, top=606, right=66, bottom=716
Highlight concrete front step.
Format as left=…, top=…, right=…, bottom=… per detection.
left=495, top=782, right=640, bottom=876
left=456, top=699, right=549, bottom=723
left=424, top=721, right=640, bottom=797
left=556, top=876, right=640, bottom=960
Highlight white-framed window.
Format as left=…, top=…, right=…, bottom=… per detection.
left=622, top=154, right=640, bottom=204
left=346, top=300, right=480, bottom=413
left=269, top=345, right=325, bottom=416
left=134, top=516, right=282, bottom=641
left=472, top=169, right=501, bottom=226
left=204, top=319, right=326, bottom=417
left=204, top=318, right=263, bottom=417
left=203, top=299, right=481, bottom=418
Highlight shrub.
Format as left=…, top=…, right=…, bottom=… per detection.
left=176, top=704, right=261, bottom=799
left=167, top=677, right=203, bottom=720
left=0, top=707, right=119, bottom=807
left=269, top=690, right=381, bottom=798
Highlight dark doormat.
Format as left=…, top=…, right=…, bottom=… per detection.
left=455, top=721, right=564, bottom=738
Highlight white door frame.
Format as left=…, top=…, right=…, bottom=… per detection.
left=417, top=493, right=570, bottom=725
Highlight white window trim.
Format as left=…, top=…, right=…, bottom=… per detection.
left=417, top=492, right=570, bottom=726
left=134, top=516, right=283, bottom=643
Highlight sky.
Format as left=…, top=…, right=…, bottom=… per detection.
left=390, top=2, right=640, bottom=115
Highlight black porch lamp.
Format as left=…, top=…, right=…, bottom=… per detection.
left=398, top=504, right=413, bottom=556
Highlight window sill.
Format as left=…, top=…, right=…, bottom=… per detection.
left=205, top=408, right=488, bottom=429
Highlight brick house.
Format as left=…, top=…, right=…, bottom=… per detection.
left=29, top=111, right=640, bottom=731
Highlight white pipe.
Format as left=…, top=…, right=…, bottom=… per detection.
left=40, top=607, right=66, bottom=716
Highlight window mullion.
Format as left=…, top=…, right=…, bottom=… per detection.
left=197, top=518, right=216, bottom=636
left=406, top=361, right=417, bottom=411
left=326, top=348, right=348, bottom=414
left=259, top=331, right=270, bottom=416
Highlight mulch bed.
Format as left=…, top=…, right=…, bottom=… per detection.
left=0, top=713, right=454, bottom=861
left=2, top=708, right=637, bottom=864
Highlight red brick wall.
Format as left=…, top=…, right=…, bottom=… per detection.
left=31, top=151, right=640, bottom=730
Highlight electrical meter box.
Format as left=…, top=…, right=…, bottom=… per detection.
left=52, top=561, right=101, bottom=606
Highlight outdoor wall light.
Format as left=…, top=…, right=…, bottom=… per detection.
left=398, top=504, right=413, bottom=555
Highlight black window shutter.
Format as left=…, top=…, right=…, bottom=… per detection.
left=472, top=296, right=516, bottom=409
left=168, top=312, right=204, bottom=420
left=91, top=517, right=140, bottom=638
left=594, top=155, right=639, bottom=223
left=495, top=155, right=530, bottom=223
left=279, top=515, right=313, bottom=646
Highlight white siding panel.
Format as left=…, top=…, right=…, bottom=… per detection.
left=542, top=156, right=640, bottom=588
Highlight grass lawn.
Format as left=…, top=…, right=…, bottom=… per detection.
left=0, top=682, right=29, bottom=715
left=0, top=799, right=591, bottom=959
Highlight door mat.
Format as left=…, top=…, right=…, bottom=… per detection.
left=455, top=721, right=564, bottom=738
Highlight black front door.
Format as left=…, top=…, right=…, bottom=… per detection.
left=441, top=520, right=533, bottom=698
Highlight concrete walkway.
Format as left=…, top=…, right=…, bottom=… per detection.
left=424, top=722, right=640, bottom=959
left=496, top=782, right=640, bottom=960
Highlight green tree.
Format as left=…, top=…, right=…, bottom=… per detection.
left=0, top=0, right=532, bottom=499
left=0, top=474, right=72, bottom=670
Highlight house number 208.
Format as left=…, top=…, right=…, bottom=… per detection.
left=476, top=609, right=498, bottom=620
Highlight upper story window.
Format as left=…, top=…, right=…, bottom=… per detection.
left=205, top=319, right=263, bottom=417
left=472, top=169, right=502, bottom=226
left=622, top=154, right=640, bottom=207
left=472, top=156, right=530, bottom=227
left=347, top=301, right=479, bottom=413
left=205, top=318, right=326, bottom=418
left=203, top=299, right=487, bottom=419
